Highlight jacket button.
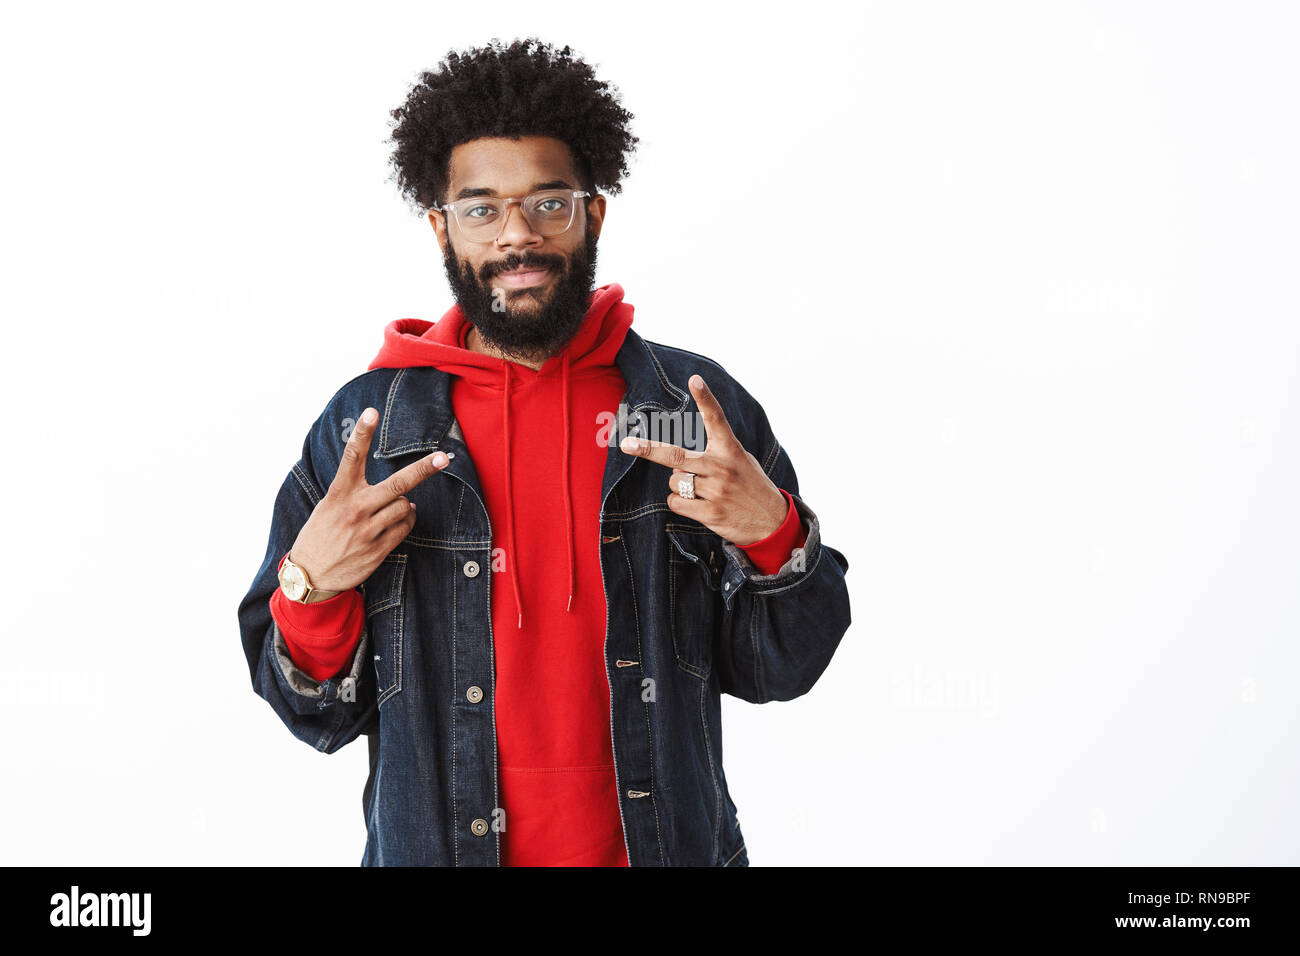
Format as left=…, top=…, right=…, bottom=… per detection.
left=466, top=685, right=483, bottom=703
left=463, top=559, right=480, bottom=578
left=470, top=818, right=489, bottom=836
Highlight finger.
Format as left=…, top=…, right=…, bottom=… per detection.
left=372, top=495, right=414, bottom=530
left=619, top=435, right=707, bottom=470
left=666, top=490, right=709, bottom=520
left=367, top=448, right=453, bottom=507
left=689, top=374, right=738, bottom=450
left=334, top=408, right=379, bottom=492
left=378, top=507, right=418, bottom=551
left=667, top=471, right=709, bottom=500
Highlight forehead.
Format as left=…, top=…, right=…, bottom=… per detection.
left=447, top=136, right=580, bottom=193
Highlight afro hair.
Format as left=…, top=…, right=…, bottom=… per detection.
left=387, top=37, right=639, bottom=215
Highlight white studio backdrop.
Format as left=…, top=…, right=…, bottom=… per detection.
left=0, top=0, right=1296, bottom=865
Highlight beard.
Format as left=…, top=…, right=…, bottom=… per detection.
left=442, top=228, right=600, bottom=365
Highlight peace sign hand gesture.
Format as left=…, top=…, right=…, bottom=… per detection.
left=288, top=407, right=452, bottom=595
left=619, top=374, right=789, bottom=547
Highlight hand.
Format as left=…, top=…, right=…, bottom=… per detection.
left=289, top=407, right=452, bottom=592
left=619, top=374, right=788, bottom=547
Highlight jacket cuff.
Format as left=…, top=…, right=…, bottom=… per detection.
left=735, top=489, right=808, bottom=575
left=718, top=492, right=824, bottom=607
left=269, top=615, right=371, bottom=710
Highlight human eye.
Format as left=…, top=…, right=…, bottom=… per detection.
left=530, top=194, right=570, bottom=216
left=464, top=202, right=499, bottom=220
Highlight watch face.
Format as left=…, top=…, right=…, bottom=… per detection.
left=281, top=563, right=308, bottom=601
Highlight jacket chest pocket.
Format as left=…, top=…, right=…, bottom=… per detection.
left=666, top=524, right=723, bottom=680
left=360, top=553, right=407, bottom=708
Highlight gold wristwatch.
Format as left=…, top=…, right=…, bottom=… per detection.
left=278, top=552, right=340, bottom=604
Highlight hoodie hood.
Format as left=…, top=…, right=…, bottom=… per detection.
left=367, top=282, right=634, bottom=628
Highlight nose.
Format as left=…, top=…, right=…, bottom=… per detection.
left=494, top=199, right=543, bottom=250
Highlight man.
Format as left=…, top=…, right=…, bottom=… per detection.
left=237, top=37, right=851, bottom=866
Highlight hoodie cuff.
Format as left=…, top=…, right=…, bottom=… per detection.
left=271, top=551, right=365, bottom=681
left=736, top=488, right=808, bottom=576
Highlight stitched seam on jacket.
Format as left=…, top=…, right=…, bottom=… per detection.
left=667, top=544, right=711, bottom=681
left=379, top=368, right=405, bottom=452
left=451, top=484, right=463, bottom=866
left=618, top=532, right=664, bottom=865
left=401, top=534, right=493, bottom=550
left=641, top=342, right=691, bottom=410
left=291, top=462, right=322, bottom=506
left=761, top=436, right=780, bottom=477
left=700, top=680, right=722, bottom=864
left=318, top=709, right=346, bottom=753
left=750, top=598, right=765, bottom=703
left=603, top=501, right=672, bottom=521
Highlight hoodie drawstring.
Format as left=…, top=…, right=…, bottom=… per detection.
left=501, top=355, right=576, bottom=629
left=502, top=364, right=522, bottom=629
left=562, top=352, right=575, bottom=613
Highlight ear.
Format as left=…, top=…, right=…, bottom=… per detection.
left=428, top=209, right=448, bottom=253
left=586, top=193, right=607, bottom=240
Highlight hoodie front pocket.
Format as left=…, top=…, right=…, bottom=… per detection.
left=360, top=553, right=407, bottom=708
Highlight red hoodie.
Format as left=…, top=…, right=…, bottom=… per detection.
left=270, top=283, right=806, bottom=865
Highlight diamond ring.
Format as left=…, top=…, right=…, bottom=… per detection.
left=677, top=472, right=697, bottom=499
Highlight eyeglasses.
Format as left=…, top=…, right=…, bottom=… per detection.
left=431, top=189, right=591, bottom=243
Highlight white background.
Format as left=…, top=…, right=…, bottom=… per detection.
left=1, top=1, right=1296, bottom=865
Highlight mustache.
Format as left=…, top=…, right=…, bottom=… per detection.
left=481, top=253, right=566, bottom=280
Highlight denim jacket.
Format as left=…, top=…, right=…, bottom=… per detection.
left=237, top=327, right=852, bottom=866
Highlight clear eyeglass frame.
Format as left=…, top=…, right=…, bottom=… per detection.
left=430, top=189, right=591, bottom=244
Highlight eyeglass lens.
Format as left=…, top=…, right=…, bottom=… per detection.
left=454, top=190, right=580, bottom=240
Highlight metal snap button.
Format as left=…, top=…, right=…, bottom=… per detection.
left=466, top=685, right=483, bottom=704
left=463, top=559, right=480, bottom=578
left=470, top=818, right=489, bottom=836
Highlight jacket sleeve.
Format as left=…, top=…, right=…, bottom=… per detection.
left=236, top=418, right=379, bottom=753
left=712, top=405, right=852, bottom=703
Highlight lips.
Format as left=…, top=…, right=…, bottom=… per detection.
left=495, top=266, right=552, bottom=289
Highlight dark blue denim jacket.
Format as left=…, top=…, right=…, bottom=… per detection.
left=237, top=327, right=852, bottom=866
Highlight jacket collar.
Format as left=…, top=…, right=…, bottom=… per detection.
left=371, top=326, right=688, bottom=461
